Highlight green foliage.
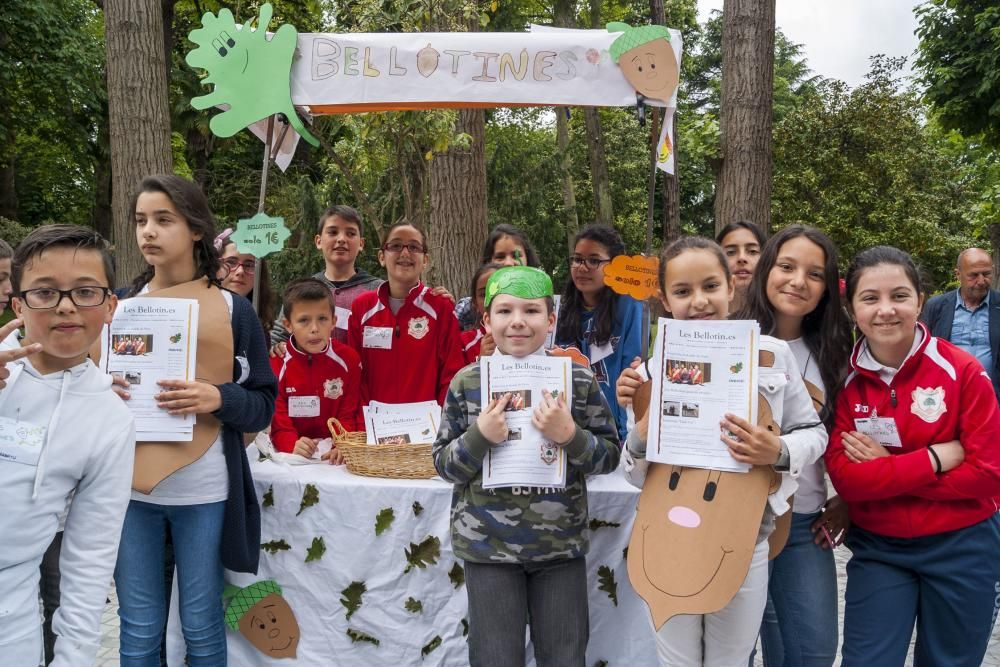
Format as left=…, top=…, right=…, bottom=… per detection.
left=597, top=565, right=618, bottom=606
left=297, top=483, right=319, bottom=515
left=375, top=507, right=395, bottom=536
left=771, top=57, right=977, bottom=289
left=915, top=1, right=1000, bottom=147
left=404, top=597, right=423, bottom=613
left=0, top=218, right=33, bottom=247
left=412, top=501, right=424, bottom=517
left=404, top=535, right=441, bottom=573
left=305, top=536, right=326, bottom=562
left=448, top=562, right=465, bottom=589
left=260, top=539, right=291, bottom=554
left=262, top=484, right=274, bottom=508
left=346, top=627, right=380, bottom=646
left=421, top=635, right=442, bottom=658
left=340, top=580, right=367, bottom=620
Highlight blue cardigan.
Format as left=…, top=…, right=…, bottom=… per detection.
left=556, top=294, right=644, bottom=442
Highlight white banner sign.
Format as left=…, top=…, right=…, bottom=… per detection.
left=290, top=27, right=681, bottom=111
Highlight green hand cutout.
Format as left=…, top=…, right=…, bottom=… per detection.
left=186, top=3, right=319, bottom=146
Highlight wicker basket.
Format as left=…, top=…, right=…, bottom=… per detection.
left=328, top=418, right=437, bottom=479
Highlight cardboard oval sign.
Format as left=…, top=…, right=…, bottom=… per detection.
left=603, top=254, right=660, bottom=300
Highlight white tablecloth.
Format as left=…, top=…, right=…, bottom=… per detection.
left=169, top=457, right=657, bottom=665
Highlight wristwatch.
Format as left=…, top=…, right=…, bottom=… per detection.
left=773, top=440, right=790, bottom=471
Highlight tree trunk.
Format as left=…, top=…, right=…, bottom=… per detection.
left=91, top=114, right=113, bottom=242
left=583, top=0, right=613, bottom=227
left=554, top=0, right=579, bottom=250
left=714, top=0, right=775, bottom=236
left=428, top=108, right=489, bottom=297
left=104, top=0, right=173, bottom=287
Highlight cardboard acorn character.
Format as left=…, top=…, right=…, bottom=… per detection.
left=607, top=21, right=680, bottom=105
left=225, top=580, right=300, bottom=659
left=626, top=350, right=782, bottom=630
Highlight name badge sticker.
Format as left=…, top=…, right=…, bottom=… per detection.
left=335, top=306, right=351, bottom=332
left=853, top=416, right=903, bottom=448
left=288, top=396, right=321, bottom=418
left=0, top=416, right=47, bottom=466
left=363, top=326, right=393, bottom=350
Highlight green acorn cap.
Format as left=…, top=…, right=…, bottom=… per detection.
left=224, top=580, right=283, bottom=629
left=607, top=21, right=672, bottom=63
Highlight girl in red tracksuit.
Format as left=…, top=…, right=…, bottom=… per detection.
left=459, top=263, right=501, bottom=364
left=826, top=246, right=1000, bottom=667
left=270, top=278, right=363, bottom=459
left=348, top=222, right=465, bottom=405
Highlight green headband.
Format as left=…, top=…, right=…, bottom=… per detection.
left=225, top=580, right=282, bottom=629
left=485, top=266, right=553, bottom=307
left=607, top=22, right=672, bottom=63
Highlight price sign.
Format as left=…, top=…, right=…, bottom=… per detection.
left=230, top=212, right=291, bottom=258
left=603, top=254, right=660, bottom=300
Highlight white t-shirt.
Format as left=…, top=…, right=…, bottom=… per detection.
left=787, top=338, right=828, bottom=514
left=130, top=287, right=231, bottom=505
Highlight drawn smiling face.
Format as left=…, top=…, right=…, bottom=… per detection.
left=237, top=593, right=300, bottom=659
left=618, top=38, right=679, bottom=102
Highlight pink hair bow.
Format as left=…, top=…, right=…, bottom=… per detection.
left=214, top=227, right=235, bottom=252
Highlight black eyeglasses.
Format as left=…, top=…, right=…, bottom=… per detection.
left=381, top=241, right=426, bottom=255
left=18, top=287, right=111, bottom=309
left=222, top=257, right=257, bottom=276
left=568, top=256, right=611, bottom=270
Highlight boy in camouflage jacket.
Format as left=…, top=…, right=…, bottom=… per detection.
left=433, top=266, right=620, bottom=667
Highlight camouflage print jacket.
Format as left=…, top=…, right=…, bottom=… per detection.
left=433, top=360, right=621, bottom=564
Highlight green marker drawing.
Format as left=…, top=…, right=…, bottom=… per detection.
left=185, top=3, right=319, bottom=146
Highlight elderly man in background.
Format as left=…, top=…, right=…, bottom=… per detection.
left=922, top=248, right=1000, bottom=401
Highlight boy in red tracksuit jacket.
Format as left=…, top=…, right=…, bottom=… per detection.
left=347, top=222, right=465, bottom=405
left=271, top=279, right=362, bottom=460
left=826, top=246, right=1000, bottom=667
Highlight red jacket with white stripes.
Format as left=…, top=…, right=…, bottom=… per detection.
left=269, top=337, right=363, bottom=451
left=348, top=282, right=465, bottom=405
left=826, top=323, right=1000, bottom=538
left=460, top=325, right=486, bottom=364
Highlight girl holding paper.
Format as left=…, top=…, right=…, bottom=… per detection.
left=736, top=225, right=853, bottom=667
left=826, top=246, right=1000, bottom=666
left=616, top=236, right=826, bottom=666
left=555, top=224, right=643, bottom=442
left=114, top=174, right=276, bottom=665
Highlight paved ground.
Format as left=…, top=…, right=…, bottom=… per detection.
left=95, top=546, right=1000, bottom=666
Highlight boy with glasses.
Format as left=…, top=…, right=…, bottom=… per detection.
left=0, top=224, right=135, bottom=666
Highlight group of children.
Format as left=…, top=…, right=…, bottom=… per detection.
left=2, top=171, right=1000, bottom=667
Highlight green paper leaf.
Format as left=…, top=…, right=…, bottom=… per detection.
left=404, top=597, right=423, bottom=614
left=597, top=565, right=618, bottom=606
left=305, top=536, right=326, bottom=563
left=297, top=483, right=319, bottom=516
left=622, top=547, right=629, bottom=561
left=262, top=485, right=274, bottom=508
left=588, top=518, right=621, bottom=531
left=375, top=507, right=395, bottom=536
left=461, top=618, right=469, bottom=638
left=594, top=661, right=609, bottom=667
left=404, top=535, right=441, bottom=574
left=340, top=581, right=367, bottom=621
left=421, top=635, right=442, bottom=658
left=412, top=501, right=424, bottom=517
left=260, top=539, right=291, bottom=554
left=230, top=212, right=291, bottom=259
left=448, top=562, right=465, bottom=589
left=346, top=628, right=380, bottom=646
left=257, top=451, right=268, bottom=462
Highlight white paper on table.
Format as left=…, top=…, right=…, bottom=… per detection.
left=99, top=298, right=199, bottom=441
left=363, top=401, right=440, bottom=444
left=480, top=354, right=570, bottom=489
left=645, top=318, right=759, bottom=472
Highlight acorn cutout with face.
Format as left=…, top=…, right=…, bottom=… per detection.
left=607, top=21, right=680, bottom=105
left=225, top=580, right=300, bottom=659
left=626, top=351, right=782, bottom=630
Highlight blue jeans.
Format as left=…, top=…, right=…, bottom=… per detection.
left=464, top=557, right=589, bottom=666
left=115, top=500, right=227, bottom=667
left=759, top=511, right=838, bottom=667
left=841, top=514, right=1000, bottom=667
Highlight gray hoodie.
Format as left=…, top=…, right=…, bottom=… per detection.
left=0, top=354, right=135, bottom=666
